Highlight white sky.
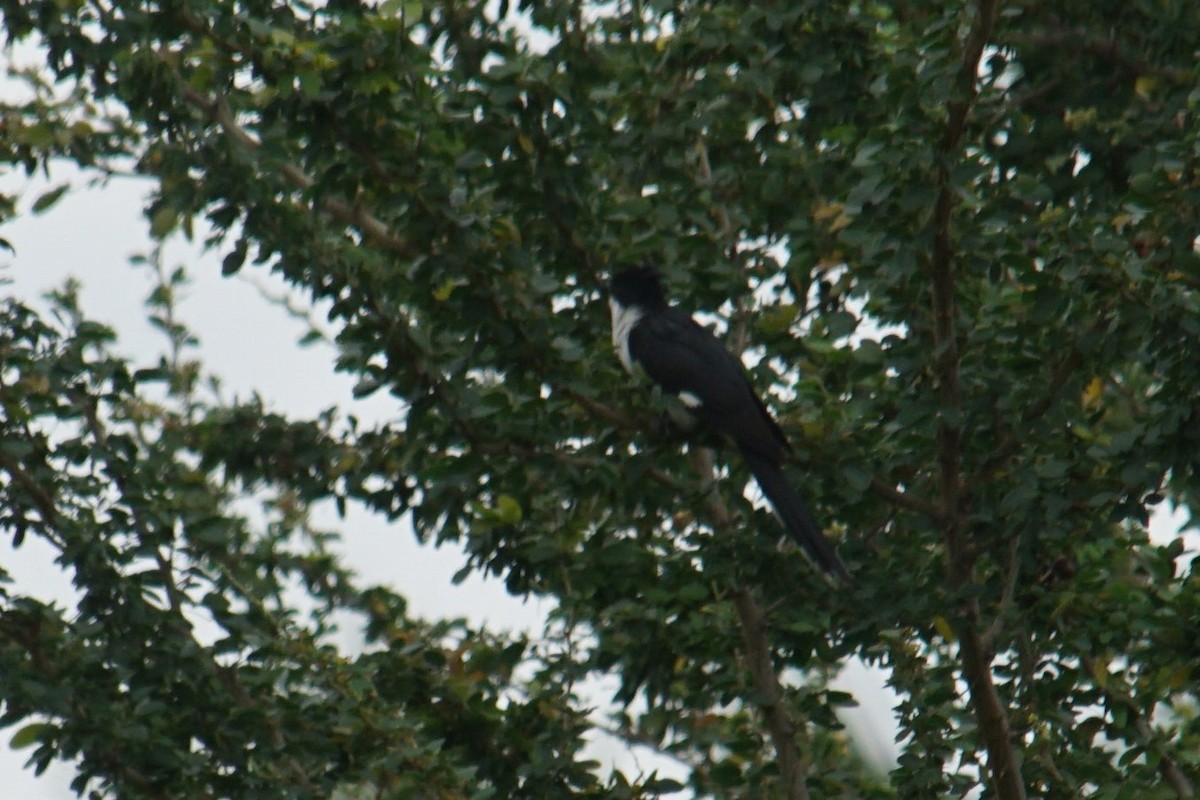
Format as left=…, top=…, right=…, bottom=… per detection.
left=0, top=164, right=554, bottom=797
left=1, top=159, right=1194, bottom=800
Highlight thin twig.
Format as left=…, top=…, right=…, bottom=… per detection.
left=982, top=532, right=1023, bottom=651
left=591, top=719, right=704, bottom=773
left=0, top=452, right=62, bottom=538
left=558, top=385, right=642, bottom=430
left=176, top=84, right=415, bottom=256
left=868, top=476, right=946, bottom=521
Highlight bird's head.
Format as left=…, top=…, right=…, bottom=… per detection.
left=609, top=265, right=667, bottom=311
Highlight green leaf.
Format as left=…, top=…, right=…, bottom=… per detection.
left=433, top=278, right=461, bottom=301
left=31, top=183, right=69, bottom=214
left=149, top=206, right=178, bottom=239
left=757, top=304, right=798, bottom=335
left=299, top=328, right=325, bottom=347
left=74, top=320, right=114, bottom=343
left=222, top=240, right=248, bottom=276
left=494, top=494, right=522, bottom=524
left=22, top=122, right=54, bottom=149
left=852, top=338, right=883, bottom=364
left=297, top=70, right=322, bottom=97
left=10, top=722, right=53, bottom=750
left=133, top=367, right=170, bottom=383
left=352, top=375, right=384, bottom=398
left=840, top=464, right=871, bottom=493
left=644, top=776, right=686, bottom=794
left=454, top=150, right=488, bottom=170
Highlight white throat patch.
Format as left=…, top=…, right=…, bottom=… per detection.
left=609, top=297, right=643, bottom=373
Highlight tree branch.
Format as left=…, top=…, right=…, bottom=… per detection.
left=176, top=84, right=416, bottom=257
left=688, top=447, right=812, bottom=800
left=592, top=718, right=705, bottom=773
left=732, top=587, right=812, bottom=800
left=955, top=612, right=1023, bottom=795
left=694, top=136, right=738, bottom=264
left=868, top=476, right=946, bottom=521
left=982, top=532, right=1023, bottom=652
left=0, top=451, right=62, bottom=535
left=558, top=385, right=642, bottom=430
left=928, top=1, right=1025, bottom=798
left=1011, top=21, right=1190, bottom=84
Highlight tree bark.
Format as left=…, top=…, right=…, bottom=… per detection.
left=928, top=1, right=1026, bottom=797
left=689, top=448, right=812, bottom=800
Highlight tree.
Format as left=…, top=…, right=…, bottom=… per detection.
left=2, top=1, right=1198, bottom=798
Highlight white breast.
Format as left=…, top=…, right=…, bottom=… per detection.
left=609, top=298, right=643, bottom=373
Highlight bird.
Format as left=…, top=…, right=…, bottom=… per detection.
left=608, top=265, right=848, bottom=579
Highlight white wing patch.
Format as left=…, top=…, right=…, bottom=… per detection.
left=609, top=297, right=643, bottom=373
left=677, top=390, right=702, bottom=409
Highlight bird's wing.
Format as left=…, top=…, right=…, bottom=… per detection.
left=628, top=308, right=789, bottom=459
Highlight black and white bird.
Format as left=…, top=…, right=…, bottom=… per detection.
left=608, top=265, right=848, bottom=579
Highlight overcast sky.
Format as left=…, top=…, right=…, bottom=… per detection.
left=2, top=149, right=1194, bottom=800
left=0, top=162, right=563, bottom=797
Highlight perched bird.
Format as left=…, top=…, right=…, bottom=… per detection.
left=608, top=265, right=848, bottom=578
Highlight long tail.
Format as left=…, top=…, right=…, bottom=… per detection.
left=741, top=448, right=849, bottom=580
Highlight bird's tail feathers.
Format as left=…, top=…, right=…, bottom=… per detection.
left=741, top=448, right=849, bottom=580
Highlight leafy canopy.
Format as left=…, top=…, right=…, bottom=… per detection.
left=1, top=1, right=1199, bottom=798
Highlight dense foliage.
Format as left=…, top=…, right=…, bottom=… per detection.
left=1, top=1, right=1198, bottom=798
